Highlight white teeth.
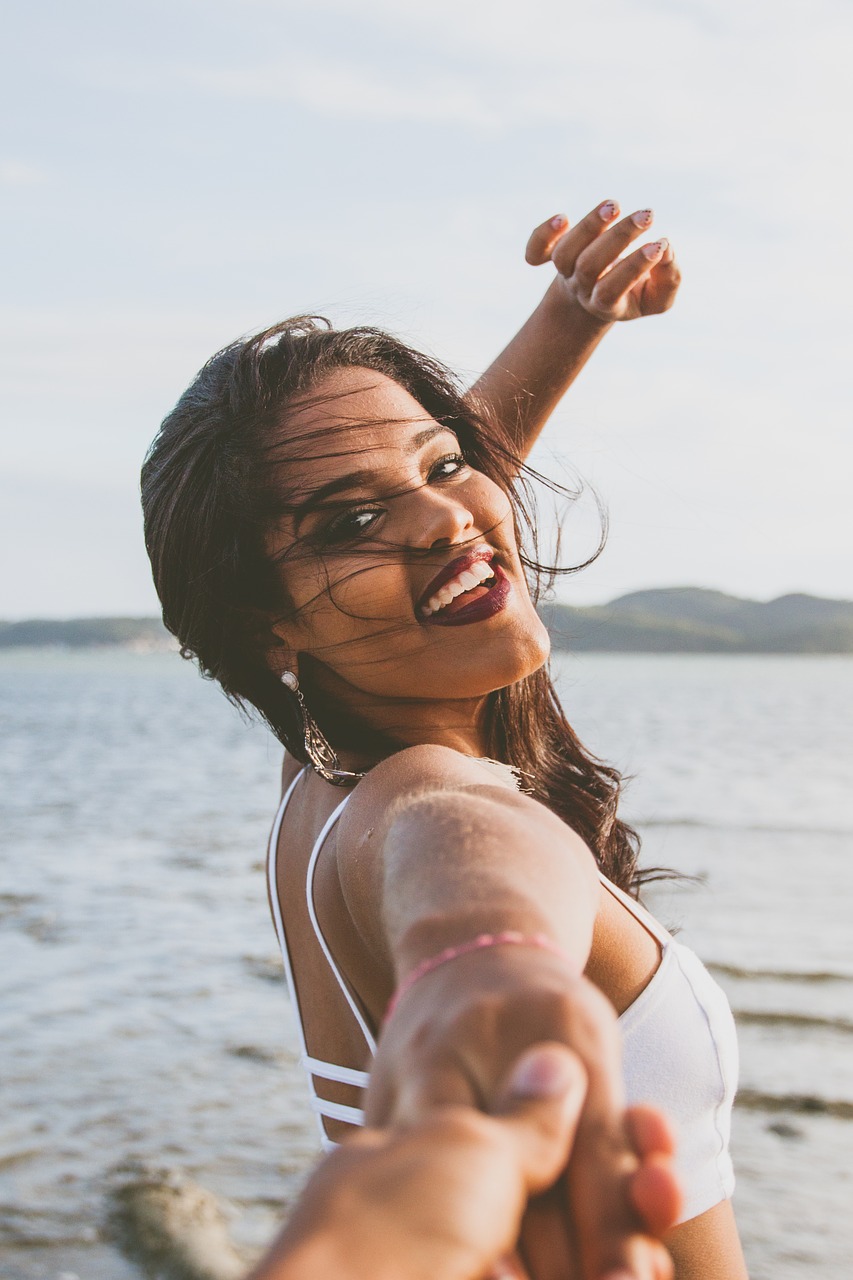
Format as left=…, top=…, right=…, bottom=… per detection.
left=419, top=557, right=496, bottom=617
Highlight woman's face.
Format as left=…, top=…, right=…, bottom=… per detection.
left=266, top=368, right=550, bottom=737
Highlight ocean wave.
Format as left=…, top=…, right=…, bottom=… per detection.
left=636, top=818, right=853, bottom=837
left=734, top=1009, right=853, bottom=1033
left=0, top=1205, right=99, bottom=1247
left=708, top=961, right=853, bottom=984
left=736, top=1090, right=853, bottom=1120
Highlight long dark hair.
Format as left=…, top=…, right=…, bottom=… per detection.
left=141, top=317, right=641, bottom=892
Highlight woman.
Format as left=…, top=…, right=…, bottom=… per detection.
left=142, top=200, right=747, bottom=1280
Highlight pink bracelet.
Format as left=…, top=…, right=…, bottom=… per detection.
left=384, top=930, right=575, bottom=1023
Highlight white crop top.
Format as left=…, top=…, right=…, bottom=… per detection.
left=267, top=765, right=738, bottom=1224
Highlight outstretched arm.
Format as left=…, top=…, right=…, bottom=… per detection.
left=336, top=746, right=673, bottom=1280
left=469, top=200, right=681, bottom=460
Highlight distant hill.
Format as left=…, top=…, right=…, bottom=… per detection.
left=2, top=589, right=852, bottom=653
left=0, top=617, right=173, bottom=650
left=543, top=588, right=853, bottom=653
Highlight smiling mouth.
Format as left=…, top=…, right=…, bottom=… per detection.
left=416, top=548, right=512, bottom=627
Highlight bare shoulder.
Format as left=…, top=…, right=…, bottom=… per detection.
left=332, top=744, right=599, bottom=977
left=336, top=744, right=529, bottom=848
left=334, top=744, right=592, bottom=918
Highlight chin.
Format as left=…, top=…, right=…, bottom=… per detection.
left=455, top=613, right=552, bottom=696
left=498, top=615, right=551, bottom=686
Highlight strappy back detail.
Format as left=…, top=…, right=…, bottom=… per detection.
left=266, top=770, right=371, bottom=1148
left=305, top=797, right=377, bottom=1059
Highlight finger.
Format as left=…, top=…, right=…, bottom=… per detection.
left=629, top=1155, right=683, bottom=1238
left=525, top=213, right=571, bottom=266
left=525, top=199, right=620, bottom=268
left=520, top=1187, right=581, bottom=1280
left=636, top=250, right=681, bottom=315
left=599, top=1240, right=674, bottom=1280
left=531, top=199, right=622, bottom=274
left=588, top=239, right=670, bottom=312
left=494, top=1043, right=588, bottom=1195
left=566, top=208, right=655, bottom=292
left=625, top=1105, right=677, bottom=1159
left=564, top=1109, right=636, bottom=1280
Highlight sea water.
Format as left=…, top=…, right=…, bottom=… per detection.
left=1, top=649, right=851, bottom=1279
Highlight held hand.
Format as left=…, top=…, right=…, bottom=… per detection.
left=367, top=949, right=681, bottom=1280
left=263, top=1044, right=587, bottom=1280
left=526, top=201, right=681, bottom=323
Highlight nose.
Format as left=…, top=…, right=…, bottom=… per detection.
left=407, top=486, right=476, bottom=550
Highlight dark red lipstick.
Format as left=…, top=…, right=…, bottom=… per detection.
left=416, top=547, right=496, bottom=612
left=417, top=548, right=511, bottom=628
left=426, top=564, right=510, bottom=626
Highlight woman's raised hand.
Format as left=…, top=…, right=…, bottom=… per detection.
left=526, top=201, right=681, bottom=323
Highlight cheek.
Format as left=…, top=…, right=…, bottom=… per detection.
left=469, top=472, right=513, bottom=525
left=288, top=556, right=413, bottom=635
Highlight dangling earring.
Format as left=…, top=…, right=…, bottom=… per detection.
left=280, top=671, right=365, bottom=787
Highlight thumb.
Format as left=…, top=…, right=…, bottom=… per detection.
left=493, top=1043, right=588, bottom=1196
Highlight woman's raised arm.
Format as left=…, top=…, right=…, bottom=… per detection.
left=469, top=200, right=681, bottom=460
left=335, top=746, right=673, bottom=1280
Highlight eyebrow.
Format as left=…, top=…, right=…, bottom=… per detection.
left=288, top=424, right=455, bottom=516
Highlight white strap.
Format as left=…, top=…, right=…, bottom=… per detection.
left=308, top=1096, right=367, bottom=1126
left=267, top=768, right=313, bottom=1068
left=306, top=797, right=379, bottom=1056
left=303, top=1054, right=371, bottom=1089
left=267, top=766, right=373, bottom=1145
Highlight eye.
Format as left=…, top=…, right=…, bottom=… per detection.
left=429, top=452, right=467, bottom=481
left=320, top=505, right=384, bottom=544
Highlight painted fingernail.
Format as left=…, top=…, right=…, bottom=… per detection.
left=631, top=208, right=653, bottom=228
left=550, top=214, right=567, bottom=229
left=641, top=238, right=668, bottom=261
left=599, top=200, right=619, bottom=221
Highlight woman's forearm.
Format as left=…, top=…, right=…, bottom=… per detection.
left=468, top=201, right=680, bottom=462
left=469, top=278, right=612, bottom=461
left=380, top=786, right=600, bottom=980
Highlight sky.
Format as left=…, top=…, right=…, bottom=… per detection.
left=1, top=0, right=851, bottom=618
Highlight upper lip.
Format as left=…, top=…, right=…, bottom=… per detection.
left=416, top=545, right=496, bottom=615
